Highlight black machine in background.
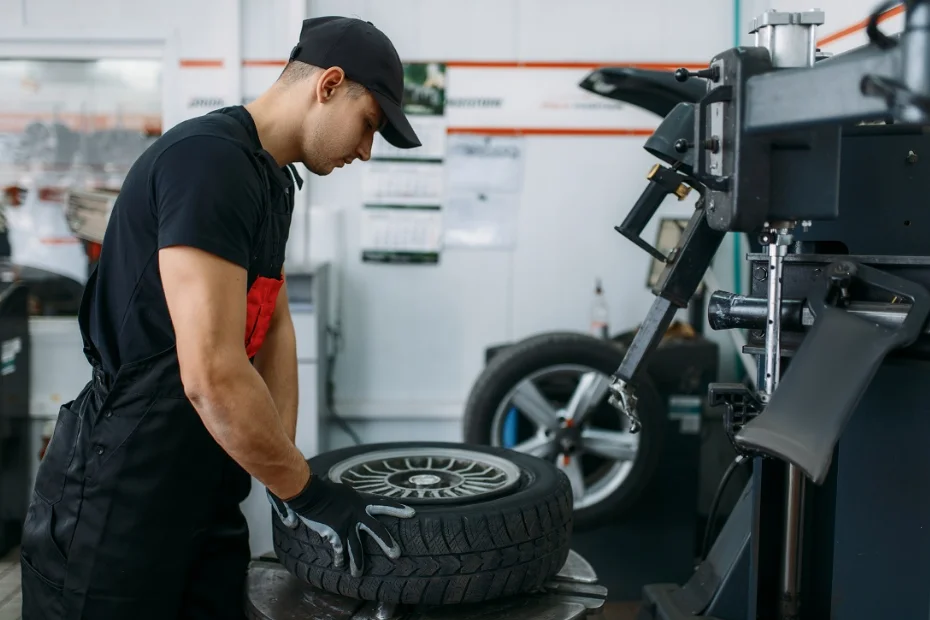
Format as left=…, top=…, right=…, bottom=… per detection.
left=0, top=255, right=84, bottom=557
left=603, top=4, right=930, bottom=620
left=0, top=274, right=31, bottom=558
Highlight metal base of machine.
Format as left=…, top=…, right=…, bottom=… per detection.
left=634, top=478, right=752, bottom=620
left=246, top=549, right=607, bottom=620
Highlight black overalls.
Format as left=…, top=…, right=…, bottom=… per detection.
left=19, top=109, right=302, bottom=620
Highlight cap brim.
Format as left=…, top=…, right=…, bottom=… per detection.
left=372, top=91, right=421, bottom=149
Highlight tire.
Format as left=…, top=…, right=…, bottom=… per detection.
left=462, top=331, right=666, bottom=531
left=273, top=441, right=573, bottom=606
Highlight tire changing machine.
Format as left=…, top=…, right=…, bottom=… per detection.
left=606, top=5, right=930, bottom=620
left=248, top=5, right=930, bottom=617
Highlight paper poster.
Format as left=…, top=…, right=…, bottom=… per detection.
left=443, top=192, right=520, bottom=250
left=360, top=204, right=442, bottom=264
left=442, top=134, right=525, bottom=249
left=402, top=63, right=446, bottom=116
left=362, top=161, right=445, bottom=204
left=446, top=134, right=525, bottom=192
left=444, top=65, right=663, bottom=131
left=370, top=62, right=448, bottom=162
left=361, top=62, right=447, bottom=264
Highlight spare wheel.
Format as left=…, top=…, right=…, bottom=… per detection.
left=272, top=441, right=573, bottom=606
left=462, top=331, right=666, bottom=531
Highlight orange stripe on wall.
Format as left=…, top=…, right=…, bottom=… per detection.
left=444, top=60, right=706, bottom=70
left=179, top=59, right=224, bottom=68
left=242, top=59, right=287, bottom=67
left=447, top=127, right=655, bottom=137
left=817, top=4, right=904, bottom=47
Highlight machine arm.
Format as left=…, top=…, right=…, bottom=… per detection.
left=745, top=1, right=930, bottom=132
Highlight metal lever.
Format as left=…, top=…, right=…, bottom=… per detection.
left=615, top=164, right=692, bottom=262
left=735, top=260, right=930, bottom=484
left=674, top=66, right=720, bottom=82
left=609, top=207, right=725, bottom=430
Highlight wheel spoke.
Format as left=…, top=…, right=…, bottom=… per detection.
left=512, top=434, right=558, bottom=459
left=581, top=428, right=638, bottom=461
left=558, top=456, right=586, bottom=502
left=511, top=380, right=560, bottom=431
left=565, top=372, right=610, bottom=425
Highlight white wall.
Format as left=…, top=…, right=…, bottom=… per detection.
left=1, top=0, right=746, bottom=445
left=307, top=0, right=738, bottom=435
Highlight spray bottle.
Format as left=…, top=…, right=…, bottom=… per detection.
left=590, top=278, right=609, bottom=339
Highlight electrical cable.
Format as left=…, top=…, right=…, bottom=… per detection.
left=321, top=210, right=362, bottom=447
left=701, top=455, right=750, bottom=561
left=866, top=1, right=903, bottom=49
left=325, top=322, right=362, bottom=446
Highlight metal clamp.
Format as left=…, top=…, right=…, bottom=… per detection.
left=708, top=383, right=765, bottom=459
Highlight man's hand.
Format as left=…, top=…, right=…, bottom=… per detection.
left=160, top=245, right=309, bottom=499
left=268, top=476, right=416, bottom=578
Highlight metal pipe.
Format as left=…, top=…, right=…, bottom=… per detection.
left=707, top=293, right=919, bottom=332
left=758, top=227, right=803, bottom=620
left=761, top=237, right=786, bottom=400
left=782, top=465, right=804, bottom=619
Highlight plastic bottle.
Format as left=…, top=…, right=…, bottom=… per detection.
left=590, top=279, right=609, bottom=339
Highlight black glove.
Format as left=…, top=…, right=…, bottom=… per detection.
left=268, top=473, right=415, bottom=578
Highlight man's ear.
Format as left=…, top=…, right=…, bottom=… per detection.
left=316, top=67, right=347, bottom=103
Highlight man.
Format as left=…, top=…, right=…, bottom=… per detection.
left=20, top=16, right=420, bottom=620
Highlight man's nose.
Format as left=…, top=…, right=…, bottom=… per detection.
left=357, top=136, right=373, bottom=161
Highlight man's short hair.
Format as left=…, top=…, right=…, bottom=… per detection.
left=279, top=60, right=367, bottom=98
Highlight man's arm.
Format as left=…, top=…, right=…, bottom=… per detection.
left=160, top=246, right=309, bottom=500
left=253, top=274, right=299, bottom=443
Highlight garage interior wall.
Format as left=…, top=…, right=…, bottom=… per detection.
left=305, top=0, right=736, bottom=448
left=308, top=0, right=906, bottom=447
left=2, top=0, right=903, bottom=449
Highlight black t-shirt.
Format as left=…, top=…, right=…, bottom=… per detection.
left=89, top=106, right=301, bottom=376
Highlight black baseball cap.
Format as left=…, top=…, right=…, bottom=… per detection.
left=289, top=16, right=421, bottom=149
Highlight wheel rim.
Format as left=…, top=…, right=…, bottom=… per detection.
left=328, top=446, right=523, bottom=505
left=490, top=363, right=639, bottom=510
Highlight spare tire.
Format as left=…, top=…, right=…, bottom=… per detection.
left=272, top=442, right=573, bottom=606
left=463, top=331, right=666, bottom=531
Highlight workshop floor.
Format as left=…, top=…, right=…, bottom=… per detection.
left=0, top=548, right=20, bottom=620
left=602, top=602, right=641, bottom=619
left=0, top=547, right=639, bottom=619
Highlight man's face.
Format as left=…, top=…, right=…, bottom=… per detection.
left=299, top=74, right=384, bottom=176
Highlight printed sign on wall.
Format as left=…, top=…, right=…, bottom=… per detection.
left=364, top=62, right=448, bottom=265
left=443, top=65, right=678, bottom=130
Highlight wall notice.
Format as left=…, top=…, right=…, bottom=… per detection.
left=443, top=134, right=525, bottom=250
left=360, top=204, right=442, bottom=264
left=361, top=62, right=447, bottom=264
left=362, top=161, right=445, bottom=203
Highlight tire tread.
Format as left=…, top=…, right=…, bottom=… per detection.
left=274, top=472, right=573, bottom=606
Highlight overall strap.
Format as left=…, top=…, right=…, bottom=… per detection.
left=77, top=265, right=103, bottom=372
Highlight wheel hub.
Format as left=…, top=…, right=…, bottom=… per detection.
left=388, top=470, right=463, bottom=490
left=489, top=363, right=641, bottom=513
left=327, top=446, right=523, bottom=505
left=555, top=421, right=583, bottom=455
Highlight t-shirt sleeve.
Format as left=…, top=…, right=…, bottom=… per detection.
left=153, top=135, right=265, bottom=270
